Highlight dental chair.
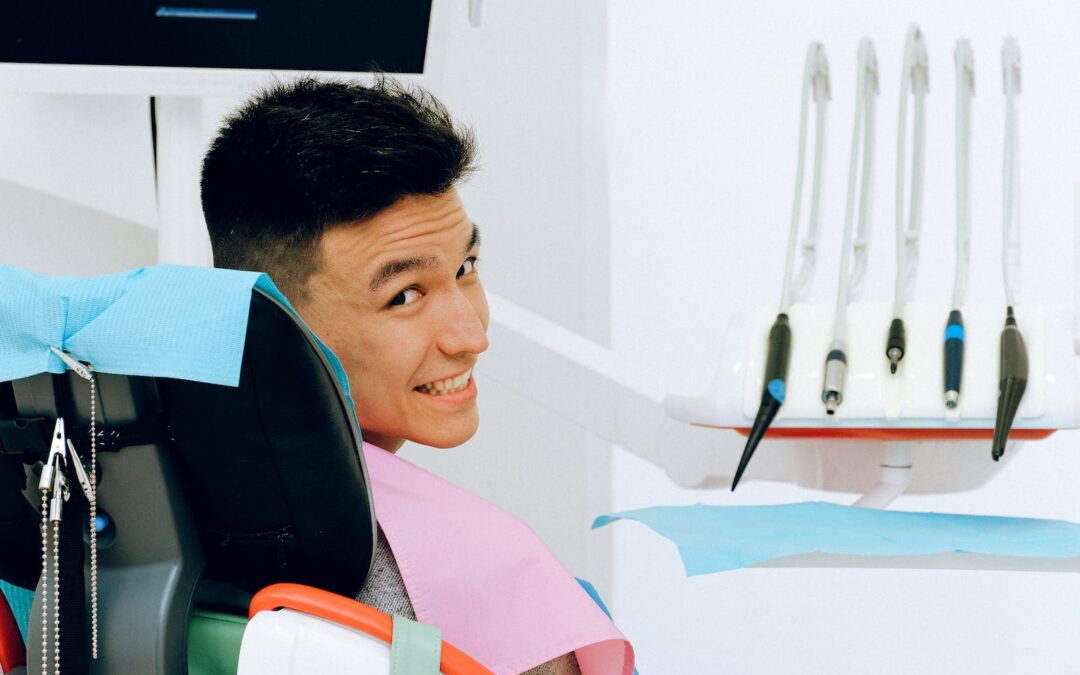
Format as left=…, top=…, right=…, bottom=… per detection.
left=0, top=287, right=489, bottom=675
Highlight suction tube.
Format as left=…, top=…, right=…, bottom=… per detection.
left=732, top=313, right=791, bottom=490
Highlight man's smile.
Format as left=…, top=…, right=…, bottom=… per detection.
left=414, top=367, right=473, bottom=395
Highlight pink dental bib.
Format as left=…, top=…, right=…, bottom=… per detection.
left=363, top=442, right=634, bottom=675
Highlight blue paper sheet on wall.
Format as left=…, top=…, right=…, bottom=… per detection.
left=593, top=501, right=1080, bottom=575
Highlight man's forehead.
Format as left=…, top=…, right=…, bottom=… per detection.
left=322, top=191, right=472, bottom=259
left=365, top=221, right=481, bottom=293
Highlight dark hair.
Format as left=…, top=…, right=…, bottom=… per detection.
left=201, top=76, right=477, bottom=303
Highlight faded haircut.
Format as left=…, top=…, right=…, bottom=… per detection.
left=200, top=76, right=477, bottom=303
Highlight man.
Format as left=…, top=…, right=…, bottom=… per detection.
left=200, top=78, right=631, bottom=674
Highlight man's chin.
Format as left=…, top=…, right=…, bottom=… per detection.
left=408, top=416, right=480, bottom=449
left=413, top=429, right=477, bottom=449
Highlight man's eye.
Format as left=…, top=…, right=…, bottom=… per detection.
left=457, top=256, right=480, bottom=278
left=389, top=288, right=421, bottom=307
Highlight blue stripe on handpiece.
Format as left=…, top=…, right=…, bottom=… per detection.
left=767, top=378, right=786, bottom=403
left=945, top=324, right=965, bottom=341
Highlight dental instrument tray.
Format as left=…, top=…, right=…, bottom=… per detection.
left=667, top=301, right=1076, bottom=438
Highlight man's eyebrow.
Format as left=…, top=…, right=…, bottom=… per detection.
left=466, top=223, right=481, bottom=253
left=369, top=256, right=439, bottom=293
left=368, top=224, right=481, bottom=293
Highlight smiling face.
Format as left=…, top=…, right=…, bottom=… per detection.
left=297, top=188, right=489, bottom=452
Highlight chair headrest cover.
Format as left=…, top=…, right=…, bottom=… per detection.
left=1, top=266, right=375, bottom=596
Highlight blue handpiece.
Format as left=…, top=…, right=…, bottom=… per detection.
left=943, top=309, right=964, bottom=408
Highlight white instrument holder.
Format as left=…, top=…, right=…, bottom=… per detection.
left=733, top=302, right=1058, bottom=429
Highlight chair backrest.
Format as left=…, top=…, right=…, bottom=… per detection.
left=159, top=290, right=376, bottom=596
left=0, top=287, right=376, bottom=674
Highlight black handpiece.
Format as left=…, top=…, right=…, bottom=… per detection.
left=943, top=310, right=964, bottom=408
left=732, top=313, right=791, bottom=491
left=886, top=317, right=906, bottom=374
left=992, top=306, right=1028, bottom=461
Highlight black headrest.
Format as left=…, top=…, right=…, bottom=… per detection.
left=159, top=290, right=375, bottom=595
left=0, top=288, right=375, bottom=597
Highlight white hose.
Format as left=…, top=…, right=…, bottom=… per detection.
left=780, top=43, right=831, bottom=313
left=1002, top=37, right=1022, bottom=307
left=952, top=39, right=975, bottom=310
left=830, top=39, right=879, bottom=348
left=893, top=25, right=930, bottom=318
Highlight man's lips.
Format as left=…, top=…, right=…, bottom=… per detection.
left=413, top=374, right=477, bottom=404
left=413, top=367, right=473, bottom=394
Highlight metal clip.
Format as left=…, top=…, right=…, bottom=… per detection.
left=860, top=38, right=880, bottom=96
left=907, top=24, right=930, bottom=93
left=38, top=418, right=68, bottom=492
left=809, top=41, right=831, bottom=101
left=1002, top=36, right=1022, bottom=94
left=49, top=346, right=93, bottom=381
left=67, top=440, right=96, bottom=506
left=49, top=469, right=68, bottom=522
left=955, top=38, right=975, bottom=96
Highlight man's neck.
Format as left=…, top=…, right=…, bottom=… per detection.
left=361, top=429, right=404, bottom=453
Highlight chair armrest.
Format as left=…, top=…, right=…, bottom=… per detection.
left=249, top=583, right=491, bottom=675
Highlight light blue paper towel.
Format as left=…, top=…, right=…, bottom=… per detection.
left=593, top=501, right=1080, bottom=576
left=0, top=264, right=353, bottom=403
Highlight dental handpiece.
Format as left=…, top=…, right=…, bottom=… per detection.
left=943, top=309, right=964, bottom=408
left=732, top=313, right=791, bottom=491
left=992, top=306, right=1027, bottom=461
left=821, top=342, right=847, bottom=415
left=886, top=318, right=906, bottom=374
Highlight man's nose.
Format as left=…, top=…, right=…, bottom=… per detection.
left=437, top=290, right=489, bottom=356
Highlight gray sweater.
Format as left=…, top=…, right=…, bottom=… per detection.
left=357, top=527, right=582, bottom=675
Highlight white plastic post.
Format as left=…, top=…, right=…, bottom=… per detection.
left=155, top=96, right=212, bottom=266
left=852, top=442, right=913, bottom=509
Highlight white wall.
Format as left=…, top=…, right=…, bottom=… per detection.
left=607, top=1, right=1080, bottom=672
left=0, top=94, right=158, bottom=274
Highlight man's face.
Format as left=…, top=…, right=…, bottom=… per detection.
left=297, top=188, right=489, bottom=452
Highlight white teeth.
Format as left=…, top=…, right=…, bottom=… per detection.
left=418, top=369, right=472, bottom=395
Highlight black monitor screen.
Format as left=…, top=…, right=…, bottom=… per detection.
left=0, top=1, right=432, bottom=73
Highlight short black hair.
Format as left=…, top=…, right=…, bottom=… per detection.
left=201, top=76, right=477, bottom=303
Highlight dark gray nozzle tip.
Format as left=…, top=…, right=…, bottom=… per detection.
left=992, top=311, right=1028, bottom=462
left=886, top=318, right=906, bottom=373
left=733, top=391, right=783, bottom=491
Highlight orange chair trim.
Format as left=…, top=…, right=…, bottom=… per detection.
left=730, top=427, right=1055, bottom=441
left=250, top=583, right=492, bottom=675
